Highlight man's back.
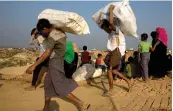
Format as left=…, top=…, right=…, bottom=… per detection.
left=81, top=51, right=90, bottom=63
left=139, top=41, right=151, bottom=53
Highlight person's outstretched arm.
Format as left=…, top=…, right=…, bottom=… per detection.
left=33, top=48, right=52, bottom=67
left=26, top=37, right=56, bottom=74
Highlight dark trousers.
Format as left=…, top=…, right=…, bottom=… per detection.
left=64, top=52, right=78, bottom=79
left=95, top=65, right=106, bottom=71
left=31, top=57, right=49, bottom=86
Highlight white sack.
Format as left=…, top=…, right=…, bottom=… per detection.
left=72, top=64, right=102, bottom=81
left=92, top=68, right=102, bottom=78
left=92, top=0, right=138, bottom=38
left=72, top=66, right=88, bottom=81
left=38, top=9, right=90, bottom=35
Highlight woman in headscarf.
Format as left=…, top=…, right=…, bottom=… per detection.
left=64, top=41, right=79, bottom=79
left=149, top=27, right=168, bottom=78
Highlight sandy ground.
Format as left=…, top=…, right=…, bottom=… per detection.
left=0, top=75, right=172, bottom=111
left=0, top=77, right=112, bottom=111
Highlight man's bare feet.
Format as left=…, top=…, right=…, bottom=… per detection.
left=127, top=81, right=132, bottom=92
left=113, top=79, right=120, bottom=83
left=43, top=107, right=49, bottom=111
left=25, top=86, right=35, bottom=91
left=102, top=89, right=114, bottom=97
left=81, top=102, right=90, bottom=111
left=144, top=78, right=150, bottom=83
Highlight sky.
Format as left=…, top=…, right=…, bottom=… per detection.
left=0, top=1, right=172, bottom=50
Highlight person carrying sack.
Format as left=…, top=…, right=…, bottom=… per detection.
left=101, top=5, right=131, bottom=96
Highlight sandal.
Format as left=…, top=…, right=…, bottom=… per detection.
left=128, top=81, right=135, bottom=92
left=102, top=91, right=109, bottom=97
left=81, top=102, right=90, bottom=111
left=25, top=86, right=35, bottom=91
left=102, top=90, right=114, bottom=97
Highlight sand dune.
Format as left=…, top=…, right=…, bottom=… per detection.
left=0, top=48, right=172, bottom=111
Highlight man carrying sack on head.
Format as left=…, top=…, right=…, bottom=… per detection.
left=100, top=5, right=132, bottom=96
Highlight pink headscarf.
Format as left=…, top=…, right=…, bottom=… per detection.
left=156, top=27, right=168, bottom=47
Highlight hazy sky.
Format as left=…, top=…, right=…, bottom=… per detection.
left=0, top=1, right=172, bottom=50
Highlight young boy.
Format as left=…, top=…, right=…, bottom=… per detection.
left=138, top=33, right=158, bottom=81
left=95, top=53, right=106, bottom=73
left=125, top=57, right=137, bottom=78
left=26, top=19, right=90, bottom=111
left=80, top=46, right=90, bottom=66
left=100, top=5, right=131, bottom=94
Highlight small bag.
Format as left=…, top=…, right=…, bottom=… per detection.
left=104, top=52, right=112, bottom=66
left=104, top=48, right=121, bottom=67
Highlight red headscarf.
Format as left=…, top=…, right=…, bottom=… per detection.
left=156, top=27, right=168, bottom=47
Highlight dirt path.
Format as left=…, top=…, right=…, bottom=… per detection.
left=0, top=76, right=172, bottom=111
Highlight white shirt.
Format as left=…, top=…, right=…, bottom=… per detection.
left=29, top=35, right=55, bottom=58
left=36, top=36, right=45, bottom=57
left=107, top=30, right=126, bottom=56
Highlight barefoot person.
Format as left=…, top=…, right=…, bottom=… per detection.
left=28, top=29, right=78, bottom=87
left=26, top=19, right=90, bottom=111
left=100, top=5, right=131, bottom=94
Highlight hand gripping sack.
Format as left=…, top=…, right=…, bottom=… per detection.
left=38, top=9, right=90, bottom=35
left=92, top=0, right=138, bottom=38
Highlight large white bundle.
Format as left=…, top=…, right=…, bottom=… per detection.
left=72, top=64, right=95, bottom=81
left=72, top=66, right=88, bottom=81
left=38, top=9, right=90, bottom=35
left=72, top=64, right=102, bottom=81
left=92, top=68, right=102, bottom=78
left=92, top=0, right=138, bottom=38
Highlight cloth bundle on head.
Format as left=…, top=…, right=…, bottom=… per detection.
left=156, top=27, right=168, bottom=47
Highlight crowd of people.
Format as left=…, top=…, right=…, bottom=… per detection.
left=79, top=30, right=172, bottom=82
left=123, top=30, right=172, bottom=80
left=25, top=4, right=171, bottom=111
